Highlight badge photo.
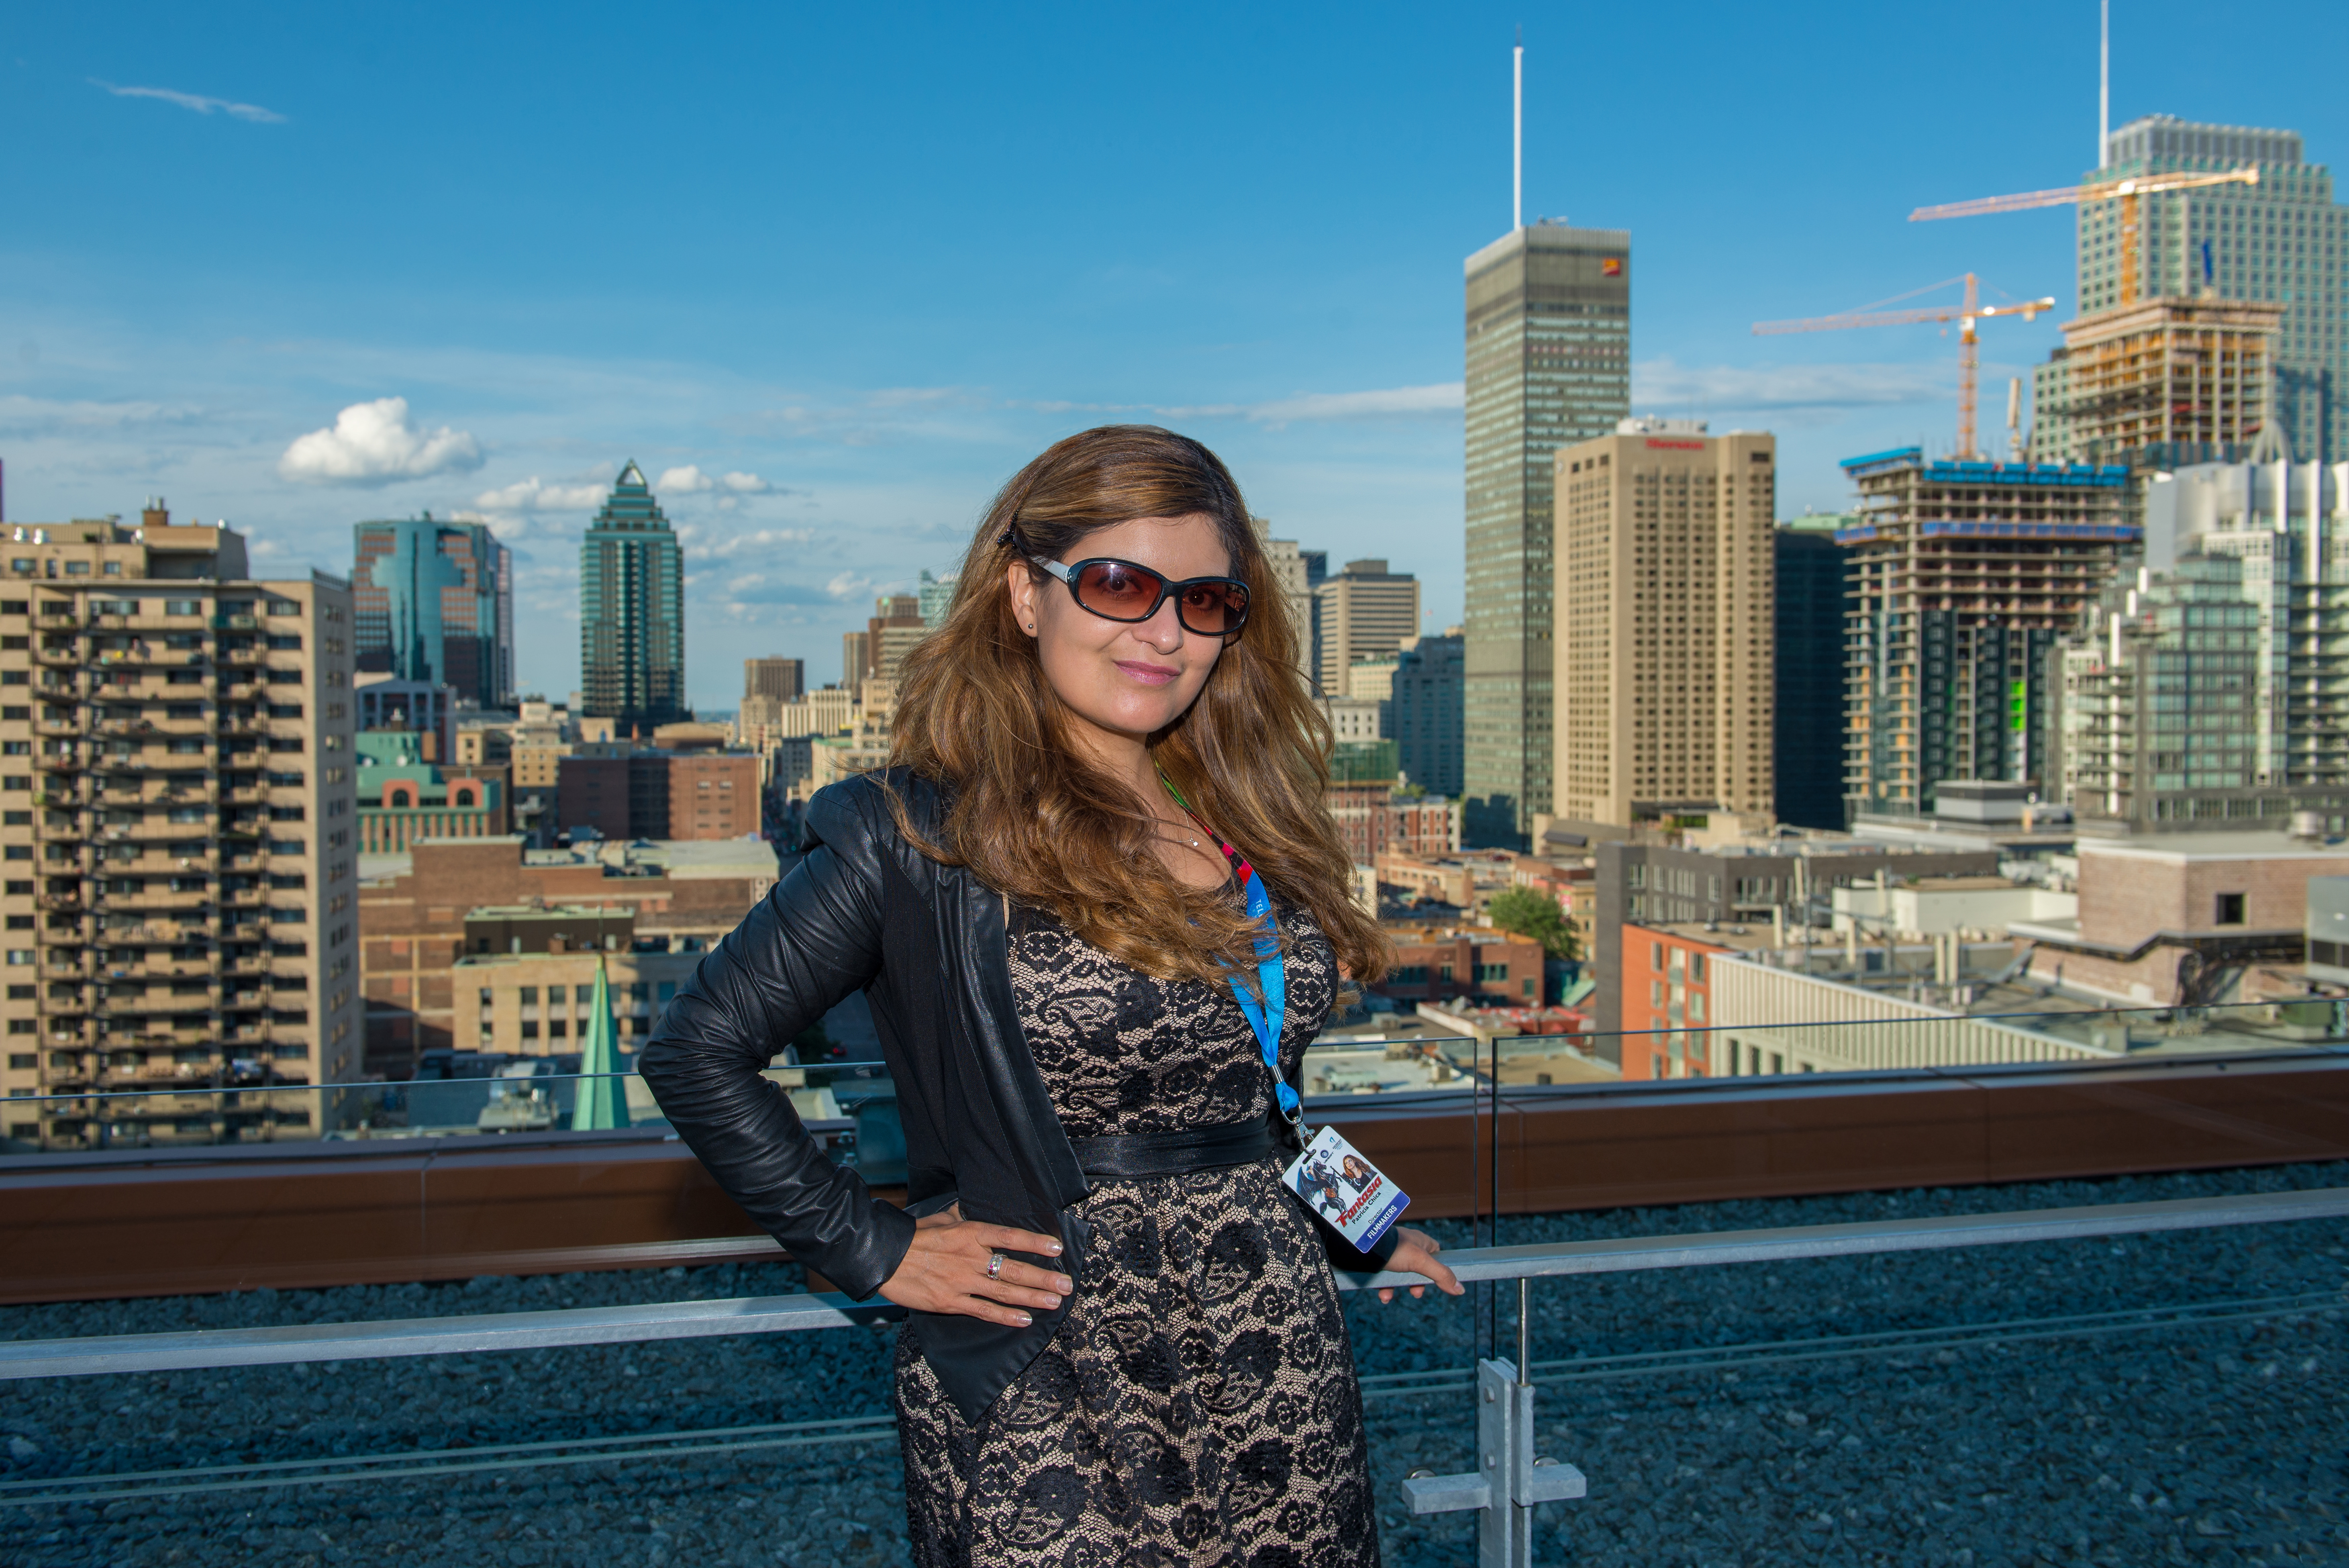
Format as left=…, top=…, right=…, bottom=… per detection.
left=1282, top=1125, right=1409, bottom=1252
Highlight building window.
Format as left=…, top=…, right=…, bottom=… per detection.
left=2214, top=892, right=2245, bottom=926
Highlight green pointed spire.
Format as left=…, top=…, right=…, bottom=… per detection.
left=571, top=955, right=631, bottom=1131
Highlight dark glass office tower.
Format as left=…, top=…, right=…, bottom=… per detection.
left=353, top=516, right=514, bottom=705
left=1462, top=222, right=1630, bottom=847
left=580, top=461, right=688, bottom=731
left=1772, top=518, right=1853, bottom=831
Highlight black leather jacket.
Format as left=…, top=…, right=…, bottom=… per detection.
left=642, top=768, right=1371, bottom=1424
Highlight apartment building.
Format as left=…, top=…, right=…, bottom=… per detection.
left=2051, top=461, right=2349, bottom=831
left=0, top=510, right=361, bottom=1147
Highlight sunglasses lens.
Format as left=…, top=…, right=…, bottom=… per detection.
left=1177, top=581, right=1249, bottom=634
left=1072, top=561, right=1167, bottom=620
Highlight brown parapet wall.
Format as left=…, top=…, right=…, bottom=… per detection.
left=2, top=1050, right=2345, bottom=1305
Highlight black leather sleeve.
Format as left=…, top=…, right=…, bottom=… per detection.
left=639, top=787, right=918, bottom=1299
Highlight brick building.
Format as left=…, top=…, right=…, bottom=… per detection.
left=2017, top=830, right=2339, bottom=1005
left=1617, top=921, right=1783, bottom=1081
left=555, top=750, right=761, bottom=842
left=356, top=836, right=771, bottom=1076
left=1374, top=929, right=1543, bottom=1007
left=1389, top=794, right=1460, bottom=859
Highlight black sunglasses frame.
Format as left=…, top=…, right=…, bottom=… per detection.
left=1028, top=553, right=1252, bottom=639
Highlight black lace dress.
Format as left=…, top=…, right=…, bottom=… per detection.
left=894, top=903, right=1382, bottom=1568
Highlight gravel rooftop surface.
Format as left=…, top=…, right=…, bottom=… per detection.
left=2, top=1159, right=2344, bottom=1568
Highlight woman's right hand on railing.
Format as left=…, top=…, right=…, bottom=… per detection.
left=876, top=1203, right=1072, bottom=1325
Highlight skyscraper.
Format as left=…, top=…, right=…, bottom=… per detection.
left=918, top=570, right=959, bottom=630
left=1463, top=222, right=1632, bottom=847
left=579, top=462, right=687, bottom=733
left=2069, top=115, right=2345, bottom=464
left=1313, top=559, right=1420, bottom=696
left=1773, top=514, right=1855, bottom=831
left=1392, top=630, right=1465, bottom=799
left=353, top=515, right=514, bottom=706
left=1553, top=422, right=1777, bottom=831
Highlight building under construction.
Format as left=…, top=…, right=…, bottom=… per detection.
left=2029, top=114, right=2340, bottom=471
left=1840, top=448, right=2135, bottom=819
left=2032, top=294, right=2285, bottom=472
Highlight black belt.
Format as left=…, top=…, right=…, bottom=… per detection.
left=1069, top=1115, right=1283, bottom=1179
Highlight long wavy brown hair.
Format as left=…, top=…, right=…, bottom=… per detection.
left=888, top=425, right=1387, bottom=988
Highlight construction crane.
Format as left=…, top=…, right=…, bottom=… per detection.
left=1752, top=274, right=2055, bottom=460
left=1910, top=166, right=2260, bottom=308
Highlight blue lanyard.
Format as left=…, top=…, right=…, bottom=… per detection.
left=1161, top=776, right=1299, bottom=1126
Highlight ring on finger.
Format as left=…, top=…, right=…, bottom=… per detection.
left=985, top=1250, right=1006, bottom=1280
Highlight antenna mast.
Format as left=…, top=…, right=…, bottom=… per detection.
left=2098, top=0, right=2110, bottom=167
left=1512, top=29, right=1523, bottom=231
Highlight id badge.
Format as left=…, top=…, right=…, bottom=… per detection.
left=1282, top=1125, right=1410, bottom=1253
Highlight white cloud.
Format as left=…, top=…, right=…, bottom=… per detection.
left=90, top=79, right=286, bottom=124
left=1631, top=358, right=1949, bottom=412
left=278, top=397, right=484, bottom=486
left=0, top=394, right=201, bottom=432
left=1247, top=383, right=1465, bottom=425
left=655, top=464, right=773, bottom=496
left=1029, top=383, right=1467, bottom=429
left=471, top=476, right=608, bottom=512
left=690, top=526, right=818, bottom=560
left=826, top=571, right=873, bottom=601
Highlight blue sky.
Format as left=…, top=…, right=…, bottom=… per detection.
left=4, top=1, right=2344, bottom=710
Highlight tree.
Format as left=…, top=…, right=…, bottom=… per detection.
left=1486, top=887, right=1578, bottom=962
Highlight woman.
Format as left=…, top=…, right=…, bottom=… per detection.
left=642, top=425, right=1461, bottom=1567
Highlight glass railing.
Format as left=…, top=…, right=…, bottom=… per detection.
left=0, top=1059, right=909, bottom=1160
left=5, top=1000, right=2340, bottom=1163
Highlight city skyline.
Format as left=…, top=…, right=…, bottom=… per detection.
left=4, top=1, right=2345, bottom=708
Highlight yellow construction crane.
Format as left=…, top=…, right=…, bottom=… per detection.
left=1910, top=166, right=2260, bottom=308
left=1752, top=274, right=2055, bottom=460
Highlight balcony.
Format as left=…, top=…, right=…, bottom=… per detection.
left=0, top=1136, right=2338, bottom=1564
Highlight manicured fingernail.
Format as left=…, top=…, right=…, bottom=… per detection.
left=1054, top=1276, right=1072, bottom=1292
left=1016, top=1312, right=1033, bottom=1325
left=1046, top=1242, right=1061, bottom=1255
left=1043, top=1295, right=1061, bottom=1308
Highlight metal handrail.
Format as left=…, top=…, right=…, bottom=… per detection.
left=5, top=1185, right=2343, bottom=1382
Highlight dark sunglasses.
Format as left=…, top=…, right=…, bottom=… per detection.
left=1028, top=554, right=1251, bottom=639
